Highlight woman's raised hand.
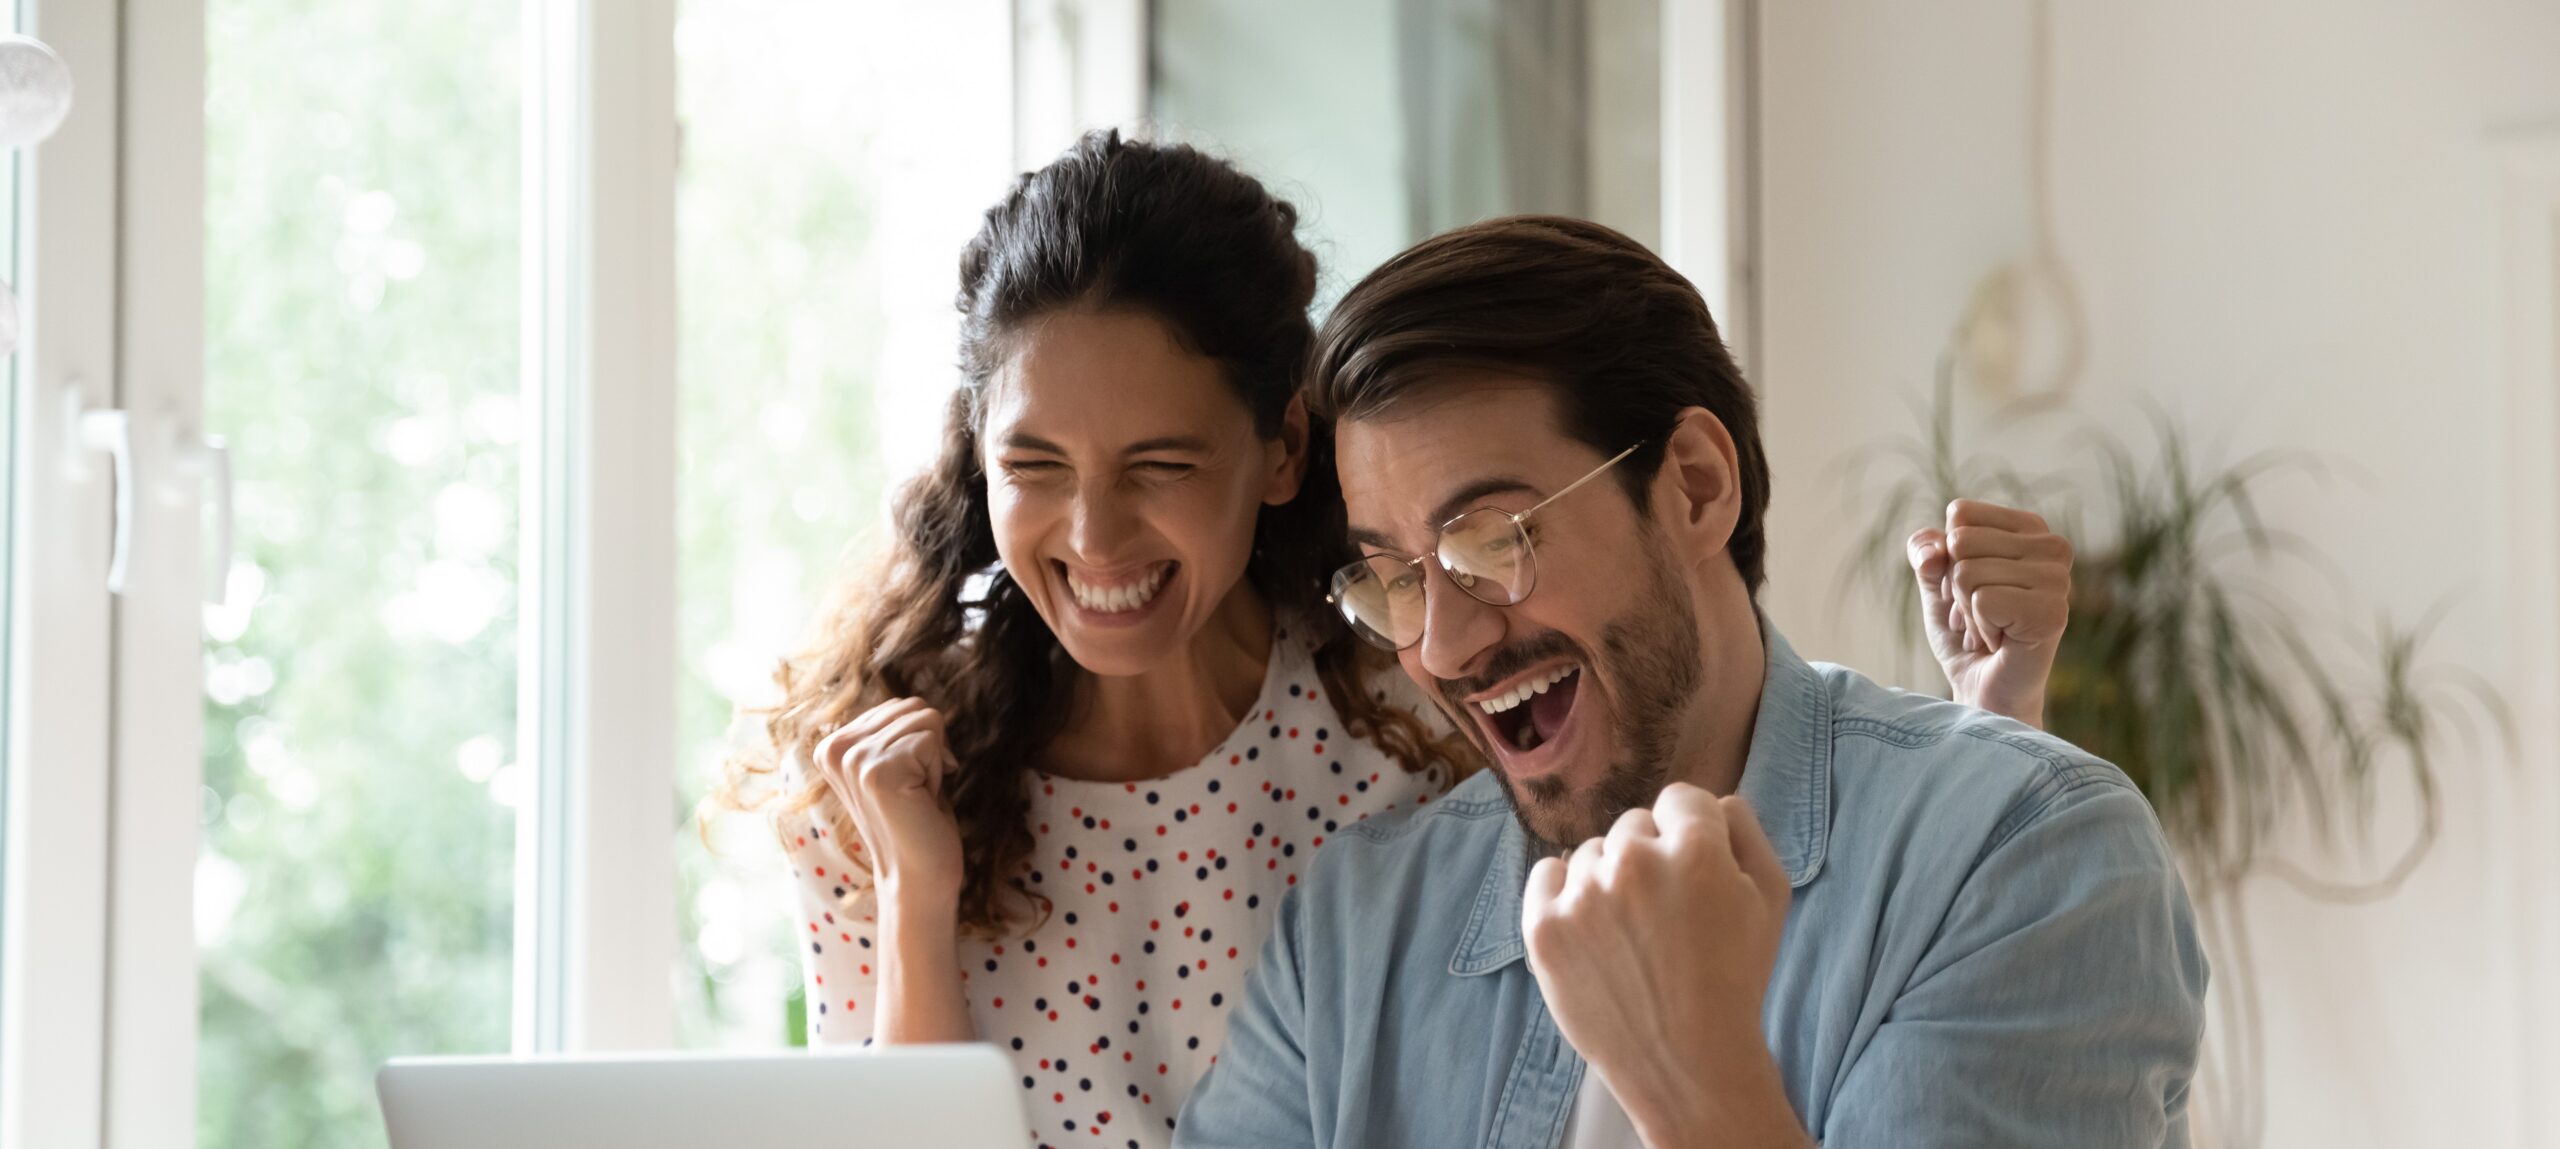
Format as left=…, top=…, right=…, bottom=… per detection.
left=814, top=698, right=968, bottom=913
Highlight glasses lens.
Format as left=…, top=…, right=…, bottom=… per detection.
left=1330, top=555, right=1426, bottom=650
left=1437, top=510, right=1534, bottom=605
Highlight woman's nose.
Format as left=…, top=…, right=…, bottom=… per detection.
left=1066, top=482, right=1140, bottom=557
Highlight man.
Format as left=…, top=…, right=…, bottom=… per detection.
left=1176, top=216, right=2207, bottom=1147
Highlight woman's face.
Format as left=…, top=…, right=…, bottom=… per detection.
left=980, top=307, right=1307, bottom=678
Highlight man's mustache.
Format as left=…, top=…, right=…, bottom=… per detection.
left=1434, top=631, right=1587, bottom=706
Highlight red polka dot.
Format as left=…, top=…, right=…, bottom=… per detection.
left=993, top=997, right=1003, bottom=1008
left=845, top=999, right=857, bottom=1011
left=1223, top=890, right=1234, bottom=900
left=1288, top=728, right=1299, bottom=738
left=814, top=866, right=826, bottom=877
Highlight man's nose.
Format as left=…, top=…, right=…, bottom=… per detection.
left=1414, top=565, right=1506, bottom=684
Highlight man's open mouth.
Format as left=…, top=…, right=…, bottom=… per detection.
left=1473, top=663, right=1582, bottom=755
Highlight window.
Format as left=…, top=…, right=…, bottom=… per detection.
left=0, top=0, right=22, bottom=1089
left=670, top=0, right=1011, bottom=1049
left=198, top=2, right=523, bottom=1145
left=1151, top=0, right=1662, bottom=295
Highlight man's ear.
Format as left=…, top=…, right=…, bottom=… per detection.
left=1657, top=406, right=1743, bottom=563
left=1262, top=391, right=1313, bottom=506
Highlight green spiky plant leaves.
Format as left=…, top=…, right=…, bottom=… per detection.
left=1841, top=366, right=2509, bottom=899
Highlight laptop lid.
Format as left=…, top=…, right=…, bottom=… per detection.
left=378, top=1043, right=1029, bottom=1149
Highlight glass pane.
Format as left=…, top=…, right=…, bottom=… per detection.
left=199, top=3, right=522, bottom=1146
left=671, top=0, right=1010, bottom=1048
left=1152, top=0, right=1662, bottom=292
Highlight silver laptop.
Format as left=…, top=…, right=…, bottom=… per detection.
left=378, top=1043, right=1031, bottom=1149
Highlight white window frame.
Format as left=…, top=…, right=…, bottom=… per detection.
left=7, top=0, right=685, bottom=1142
left=1, top=0, right=120, bottom=1142
left=516, top=0, right=679, bottom=1055
left=1661, top=0, right=1758, bottom=377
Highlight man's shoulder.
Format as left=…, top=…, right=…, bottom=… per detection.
left=1810, top=661, right=2152, bottom=848
left=1289, top=770, right=1512, bottom=914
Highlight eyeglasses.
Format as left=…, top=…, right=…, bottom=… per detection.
left=1327, top=443, right=1645, bottom=652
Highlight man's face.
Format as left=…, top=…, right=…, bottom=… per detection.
left=1337, top=382, right=1712, bottom=851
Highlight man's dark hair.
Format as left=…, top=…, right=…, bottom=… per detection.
left=1308, top=215, right=1773, bottom=592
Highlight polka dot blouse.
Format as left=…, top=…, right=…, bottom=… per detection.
left=785, top=621, right=1457, bottom=1149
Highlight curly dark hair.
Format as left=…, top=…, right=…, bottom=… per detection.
left=716, top=130, right=1474, bottom=937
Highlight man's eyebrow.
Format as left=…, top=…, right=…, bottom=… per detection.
left=1346, top=525, right=1400, bottom=553
left=1347, top=476, right=1543, bottom=554
left=1427, top=477, right=1540, bottom=529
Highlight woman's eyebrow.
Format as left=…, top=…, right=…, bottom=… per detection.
left=997, top=432, right=1211, bottom=455
left=999, top=432, right=1067, bottom=453
left=1120, top=436, right=1212, bottom=455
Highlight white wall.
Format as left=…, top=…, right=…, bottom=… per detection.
left=1744, top=3, right=2560, bottom=1146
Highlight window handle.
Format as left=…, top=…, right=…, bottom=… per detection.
left=63, top=381, right=133, bottom=594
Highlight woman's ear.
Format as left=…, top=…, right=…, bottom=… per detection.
left=1263, top=392, right=1313, bottom=506
left=1658, top=406, right=1742, bottom=563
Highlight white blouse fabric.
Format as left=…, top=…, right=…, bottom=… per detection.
left=785, top=620, right=1455, bottom=1149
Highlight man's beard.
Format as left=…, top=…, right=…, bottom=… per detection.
left=1435, top=536, right=1705, bottom=854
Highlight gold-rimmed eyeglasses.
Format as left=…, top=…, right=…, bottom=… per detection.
left=1326, top=442, right=1644, bottom=651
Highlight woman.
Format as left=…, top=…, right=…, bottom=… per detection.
left=723, top=131, right=2064, bottom=1148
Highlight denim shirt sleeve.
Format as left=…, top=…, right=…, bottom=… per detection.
left=1821, top=780, right=2209, bottom=1148
left=1174, top=885, right=1315, bottom=1149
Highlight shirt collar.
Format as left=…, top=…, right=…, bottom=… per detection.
left=1451, top=616, right=1834, bottom=977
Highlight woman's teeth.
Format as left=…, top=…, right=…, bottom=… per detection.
left=1477, top=664, right=1577, bottom=716
left=1066, top=564, right=1172, bottom=614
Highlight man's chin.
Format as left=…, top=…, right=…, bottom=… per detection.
left=1505, top=772, right=1615, bottom=854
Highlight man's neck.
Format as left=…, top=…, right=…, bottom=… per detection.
left=1678, top=596, right=1769, bottom=799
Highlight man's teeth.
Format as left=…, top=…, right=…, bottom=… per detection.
left=1067, top=565, right=1172, bottom=614
left=1476, top=665, right=1578, bottom=715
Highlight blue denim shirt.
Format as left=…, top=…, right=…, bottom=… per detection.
left=1176, top=624, right=2208, bottom=1148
